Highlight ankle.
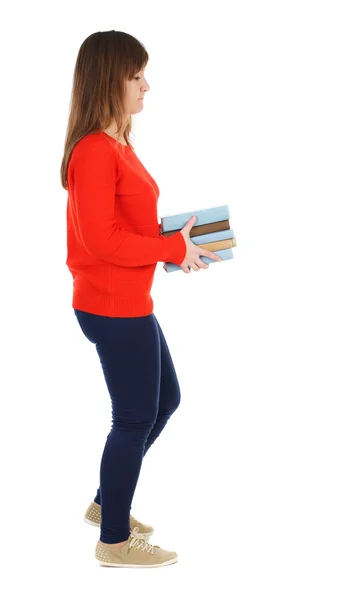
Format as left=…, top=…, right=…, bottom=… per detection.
left=101, top=539, right=128, bottom=548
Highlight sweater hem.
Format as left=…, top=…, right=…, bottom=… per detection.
left=72, top=288, right=154, bottom=318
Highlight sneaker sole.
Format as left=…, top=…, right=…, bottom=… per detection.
left=97, top=557, right=178, bottom=568
left=84, top=517, right=100, bottom=527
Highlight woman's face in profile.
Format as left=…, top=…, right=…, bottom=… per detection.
left=126, top=68, right=150, bottom=115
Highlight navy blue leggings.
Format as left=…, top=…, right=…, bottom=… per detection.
left=74, top=309, right=181, bottom=543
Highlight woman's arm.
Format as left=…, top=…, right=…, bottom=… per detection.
left=69, top=137, right=186, bottom=268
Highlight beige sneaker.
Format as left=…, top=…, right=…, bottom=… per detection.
left=84, top=501, right=154, bottom=538
left=95, top=528, right=178, bottom=568
left=84, top=501, right=101, bottom=527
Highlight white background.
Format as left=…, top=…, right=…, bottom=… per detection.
left=1, top=1, right=337, bottom=598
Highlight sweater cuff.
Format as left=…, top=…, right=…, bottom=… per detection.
left=166, top=231, right=187, bottom=266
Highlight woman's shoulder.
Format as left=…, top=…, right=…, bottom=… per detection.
left=71, top=131, right=121, bottom=163
left=74, top=131, right=114, bottom=151
left=69, top=132, right=121, bottom=178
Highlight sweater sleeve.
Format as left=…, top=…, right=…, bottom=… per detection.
left=69, top=137, right=187, bottom=268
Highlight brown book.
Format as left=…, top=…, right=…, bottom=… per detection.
left=160, top=219, right=230, bottom=238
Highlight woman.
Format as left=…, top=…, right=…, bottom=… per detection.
left=60, top=29, right=221, bottom=569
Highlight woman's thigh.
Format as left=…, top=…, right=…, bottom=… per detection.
left=74, top=309, right=161, bottom=424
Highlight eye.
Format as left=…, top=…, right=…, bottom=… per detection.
left=134, top=76, right=141, bottom=80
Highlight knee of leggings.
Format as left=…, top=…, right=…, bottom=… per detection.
left=107, top=420, right=156, bottom=447
left=109, top=418, right=157, bottom=435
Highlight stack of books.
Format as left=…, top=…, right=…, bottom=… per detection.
left=160, top=204, right=237, bottom=273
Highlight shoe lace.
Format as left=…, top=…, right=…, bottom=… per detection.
left=129, top=527, right=155, bottom=554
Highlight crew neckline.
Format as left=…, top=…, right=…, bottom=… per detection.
left=100, top=131, right=129, bottom=148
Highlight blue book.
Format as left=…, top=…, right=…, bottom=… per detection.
left=163, top=248, right=234, bottom=273
left=160, top=204, right=230, bottom=232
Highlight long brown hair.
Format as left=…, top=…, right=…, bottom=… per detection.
left=60, top=30, right=148, bottom=190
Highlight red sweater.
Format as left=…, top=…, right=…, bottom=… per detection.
left=66, top=132, right=186, bottom=317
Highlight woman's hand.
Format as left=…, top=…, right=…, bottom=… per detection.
left=179, top=216, right=222, bottom=273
